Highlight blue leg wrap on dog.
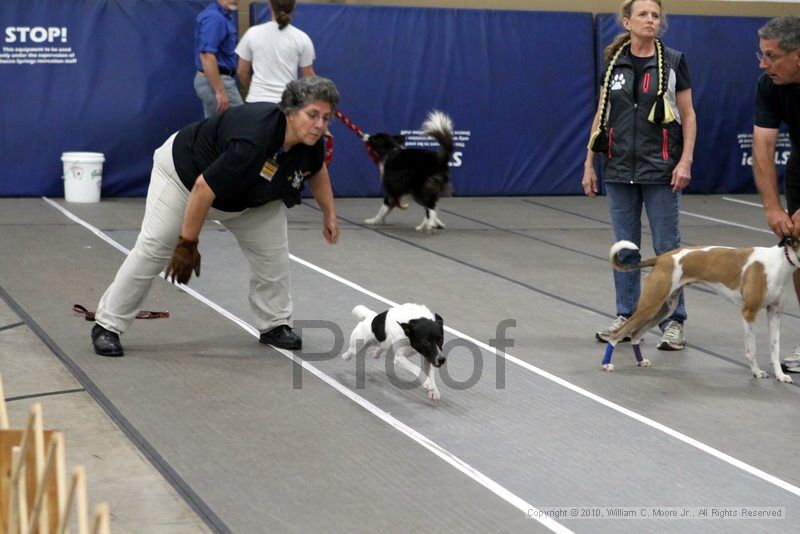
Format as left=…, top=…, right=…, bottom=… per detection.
left=633, top=343, right=643, bottom=363
left=602, top=343, right=614, bottom=366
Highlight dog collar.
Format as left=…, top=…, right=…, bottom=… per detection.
left=785, top=246, right=800, bottom=268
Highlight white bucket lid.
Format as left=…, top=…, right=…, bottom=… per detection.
left=62, top=152, right=105, bottom=163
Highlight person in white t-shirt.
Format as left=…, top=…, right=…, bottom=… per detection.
left=235, top=0, right=315, bottom=103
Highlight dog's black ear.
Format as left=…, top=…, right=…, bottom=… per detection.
left=393, top=135, right=405, bottom=146
left=371, top=311, right=388, bottom=342
left=398, top=321, right=413, bottom=338
left=434, top=314, right=444, bottom=349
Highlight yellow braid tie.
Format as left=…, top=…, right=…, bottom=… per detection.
left=648, top=39, right=676, bottom=125
left=588, top=39, right=630, bottom=150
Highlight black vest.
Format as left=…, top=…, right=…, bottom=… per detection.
left=601, top=46, right=685, bottom=185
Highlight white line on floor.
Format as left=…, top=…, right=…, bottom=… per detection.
left=680, top=210, right=773, bottom=234
left=722, top=197, right=763, bottom=208
left=290, top=256, right=800, bottom=499
left=295, top=207, right=799, bottom=499
left=43, top=197, right=569, bottom=533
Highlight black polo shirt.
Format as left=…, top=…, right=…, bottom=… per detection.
left=755, top=73, right=800, bottom=154
left=172, top=102, right=324, bottom=212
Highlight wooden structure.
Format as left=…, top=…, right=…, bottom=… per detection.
left=0, top=374, right=110, bottom=534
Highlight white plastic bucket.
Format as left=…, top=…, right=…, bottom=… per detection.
left=61, top=152, right=105, bottom=203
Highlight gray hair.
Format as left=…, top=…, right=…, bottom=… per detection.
left=279, top=76, right=340, bottom=115
left=759, top=15, right=800, bottom=52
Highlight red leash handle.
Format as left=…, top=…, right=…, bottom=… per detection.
left=335, top=109, right=367, bottom=139
left=334, top=109, right=381, bottom=166
left=323, top=131, right=334, bottom=167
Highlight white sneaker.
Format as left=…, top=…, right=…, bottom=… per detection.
left=595, top=315, right=630, bottom=343
left=657, top=321, right=686, bottom=351
left=781, top=346, right=800, bottom=373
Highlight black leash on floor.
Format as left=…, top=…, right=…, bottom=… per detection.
left=72, top=304, right=169, bottom=321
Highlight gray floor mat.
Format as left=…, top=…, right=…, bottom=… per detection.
left=1, top=196, right=797, bottom=533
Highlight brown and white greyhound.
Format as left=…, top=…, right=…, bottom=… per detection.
left=601, top=238, right=800, bottom=383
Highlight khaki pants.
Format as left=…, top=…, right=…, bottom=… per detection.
left=95, top=133, right=292, bottom=335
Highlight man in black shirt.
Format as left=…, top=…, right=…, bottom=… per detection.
left=91, top=76, right=340, bottom=356
left=753, top=16, right=800, bottom=372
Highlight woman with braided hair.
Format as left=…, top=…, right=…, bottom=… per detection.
left=582, top=0, right=696, bottom=350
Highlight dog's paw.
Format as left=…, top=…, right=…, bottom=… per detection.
left=415, top=222, right=435, bottom=234
left=427, top=388, right=442, bottom=401
left=637, top=359, right=652, bottom=368
left=776, top=373, right=793, bottom=383
left=752, top=369, right=769, bottom=379
left=364, top=217, right=385, bottom=225
left=341, top=350, right=353, bottom=361
left=602, top=363, right=615, bottom=372
left=433, top=219, right=445, bottom=229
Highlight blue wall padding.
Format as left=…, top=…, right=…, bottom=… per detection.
left=597, top=14, right=773, bottom=194
left=0, top=0, right=207, bottom=198
left=0, top=2, right=776, bottom=197
left=252, top=3, right=596, bottom=196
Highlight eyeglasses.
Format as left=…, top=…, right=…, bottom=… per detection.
left=756, top=49, right=797, bottom=66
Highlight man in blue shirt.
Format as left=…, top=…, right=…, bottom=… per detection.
left=194, top=0, right=243, bottom=117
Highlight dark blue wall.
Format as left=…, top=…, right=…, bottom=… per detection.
left=253, top=3, right=596, bottom=197
left=0, top=1, right=774, bottom=197
left=0, top=0, right=207, bottom=198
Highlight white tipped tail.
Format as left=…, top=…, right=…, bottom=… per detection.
left=421, top=110, right=453, bottom=138
left=610, top=240, right=639, bottom=260
left=609, top=240, right=654, bottom=272
left=351, top=305, right=376, bottom=321
left=421, top=110, right=455, bottom=167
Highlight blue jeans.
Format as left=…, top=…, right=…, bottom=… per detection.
left=193, top=72, right=243, bottom=118
left=605, top=182, right=686, bottom=328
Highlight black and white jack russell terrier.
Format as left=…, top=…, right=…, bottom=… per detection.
left=342, top=303, right=446, bottom=401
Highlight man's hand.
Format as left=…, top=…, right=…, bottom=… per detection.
left=766, top=207, right=795, bottom=238
left=215, top=90, right=230, bottom=114
left=165, top=237, right=201, bottom=284
left=323, top=213, right=339, bottom=244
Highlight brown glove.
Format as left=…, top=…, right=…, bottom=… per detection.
left=165, top=236, right=201, bottom=285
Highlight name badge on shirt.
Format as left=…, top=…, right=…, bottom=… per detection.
left=260, top=158, right=279, bottom=181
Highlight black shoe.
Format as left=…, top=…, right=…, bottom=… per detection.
left=91, top=324, right=124, bottom=357
left=259, top=325, right=301, bottom=350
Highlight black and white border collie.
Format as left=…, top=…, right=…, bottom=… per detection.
left=342, top=303, right=446, bottom=401
left=364, top=111, right=454, bottom=234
